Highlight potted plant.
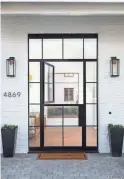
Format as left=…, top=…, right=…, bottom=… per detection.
left=108, top=124, right=124, bottom=157
left=1, top=124, right=18, bottom=157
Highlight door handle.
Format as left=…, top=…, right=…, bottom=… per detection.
left=79, top=105, right=84, bottom=126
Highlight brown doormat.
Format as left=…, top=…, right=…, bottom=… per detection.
left=37, top=152, right=87, bottom=160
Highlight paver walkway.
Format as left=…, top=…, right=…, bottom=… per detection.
left=1, top=154, right=124, bottom=179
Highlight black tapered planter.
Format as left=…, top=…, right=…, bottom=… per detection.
left=1, top=127, right=18, bottom=157
left=109, top=127, right=124, bottom=157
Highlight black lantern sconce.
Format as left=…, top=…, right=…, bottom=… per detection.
left=6, top=57, right=16, bottom=77
left=110, top=57, right=120, bottom=77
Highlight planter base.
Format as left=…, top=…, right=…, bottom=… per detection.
left=1, top=128, right=17, bottom=158
left=112, top=153, right=122, bottom=157
left=109, top=127, right=124, bottom=157
left=3, top=153, right=14, bottom=158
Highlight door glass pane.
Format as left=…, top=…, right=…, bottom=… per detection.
left=43, top=39, right=62, bottom=59
left=86, top=62, right=96, bottom=82
left=44, top=127, right=62, bottom=146
left=84, top=39, right=97, bottom=59
left=45, top=82, right=54, bottom=102
left=29, top=105, right=40, bottom=126
left=86, top=105, right=96, bottom=125
left=29, top=39, right=42, bottom=59
left=44, top=106, right=62, bottom=126
left=29, top=83, right=40, bottom=103
left=63, top=106, right=79, bottom=126
left=64, top=127, right=82, bottom=146
left=44, top=106, right=62, bottom=145
left=64, top=39, right=83, bottom=59
left=45, top=64, right=49, bottom=83
left=45, top=83, right=48, bottom=102
left=29, top=62, right=40, bottom=82
left=29, top=127, right=40, bottom=147
left=86, top=83, right=96, bottom=103
left=49, top=66, right=54, bottom=83
left=46, top=62, right=83, bottom=104
left=49, top=84, right=53, bottom=101
left=86, top=126, right=97, bottom=146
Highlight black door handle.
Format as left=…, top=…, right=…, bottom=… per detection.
left=79, top=105, right=84, bottom=126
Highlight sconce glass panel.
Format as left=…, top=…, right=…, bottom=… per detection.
left=6, top=57, right=16, bottom=77
left=110, top=57, right=120, bottom=77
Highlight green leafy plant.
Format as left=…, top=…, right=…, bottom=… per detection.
left=1, top=124, right=18, bottom=130
left=108, top=123, right=124, bottom=130
left=47, top=106, right=78, bottom=117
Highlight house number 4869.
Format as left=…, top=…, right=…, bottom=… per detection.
left=3, top=92, right=21, bottom=97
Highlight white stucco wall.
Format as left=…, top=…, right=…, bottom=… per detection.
left=1, top=15, right=124, bottom=153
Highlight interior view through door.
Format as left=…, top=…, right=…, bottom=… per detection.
left=44, top=62, right=84, bottom=147
left=28, top=34, right=98, bottom=151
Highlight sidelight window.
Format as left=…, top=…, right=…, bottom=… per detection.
left=45, top=63, right=54, bottom=103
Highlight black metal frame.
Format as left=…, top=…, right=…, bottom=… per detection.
left=28, top=33, right=98, bottom=152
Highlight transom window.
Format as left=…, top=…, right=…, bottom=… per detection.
left=29, top=35, right=97, bottom=60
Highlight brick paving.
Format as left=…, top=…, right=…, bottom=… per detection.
left=1, top=154, right=124, bottom=179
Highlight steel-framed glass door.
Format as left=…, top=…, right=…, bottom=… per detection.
left=43, top=61, right=84, bottom=149
left=28, top=34, right=98, bottom=152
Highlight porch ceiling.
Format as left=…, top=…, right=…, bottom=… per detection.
left=1, top=2, right=124, bottom=16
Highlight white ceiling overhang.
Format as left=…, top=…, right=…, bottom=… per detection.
left=1, top=2, right=124, bottom=16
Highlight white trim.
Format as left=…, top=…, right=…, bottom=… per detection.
left=1, top=2, right=124, bottom=15
left=1, top=0, right=124, bottom=2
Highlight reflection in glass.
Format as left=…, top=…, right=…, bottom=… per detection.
left=86, top=126, right=97, bottom=146
left=29, top=83, right=40, bottom=104
left=64, top=39, right=83, bottom=59
left=84, top=39, right=97, bottom=59
left=29, top=39, right=42, bottom=59
left=44, top=127, right=62, bottom=146
left=43, top=39, right=62, bottom=59
left=29, top=62, right=40, bottom=82
left=29, top=127, right=40, bottom=147
left=64, top=127, right=82, bottom=146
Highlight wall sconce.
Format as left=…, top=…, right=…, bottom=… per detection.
left=6, top=57, right=16, bottom=77
left=110, top=57, right=120, bottom=77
